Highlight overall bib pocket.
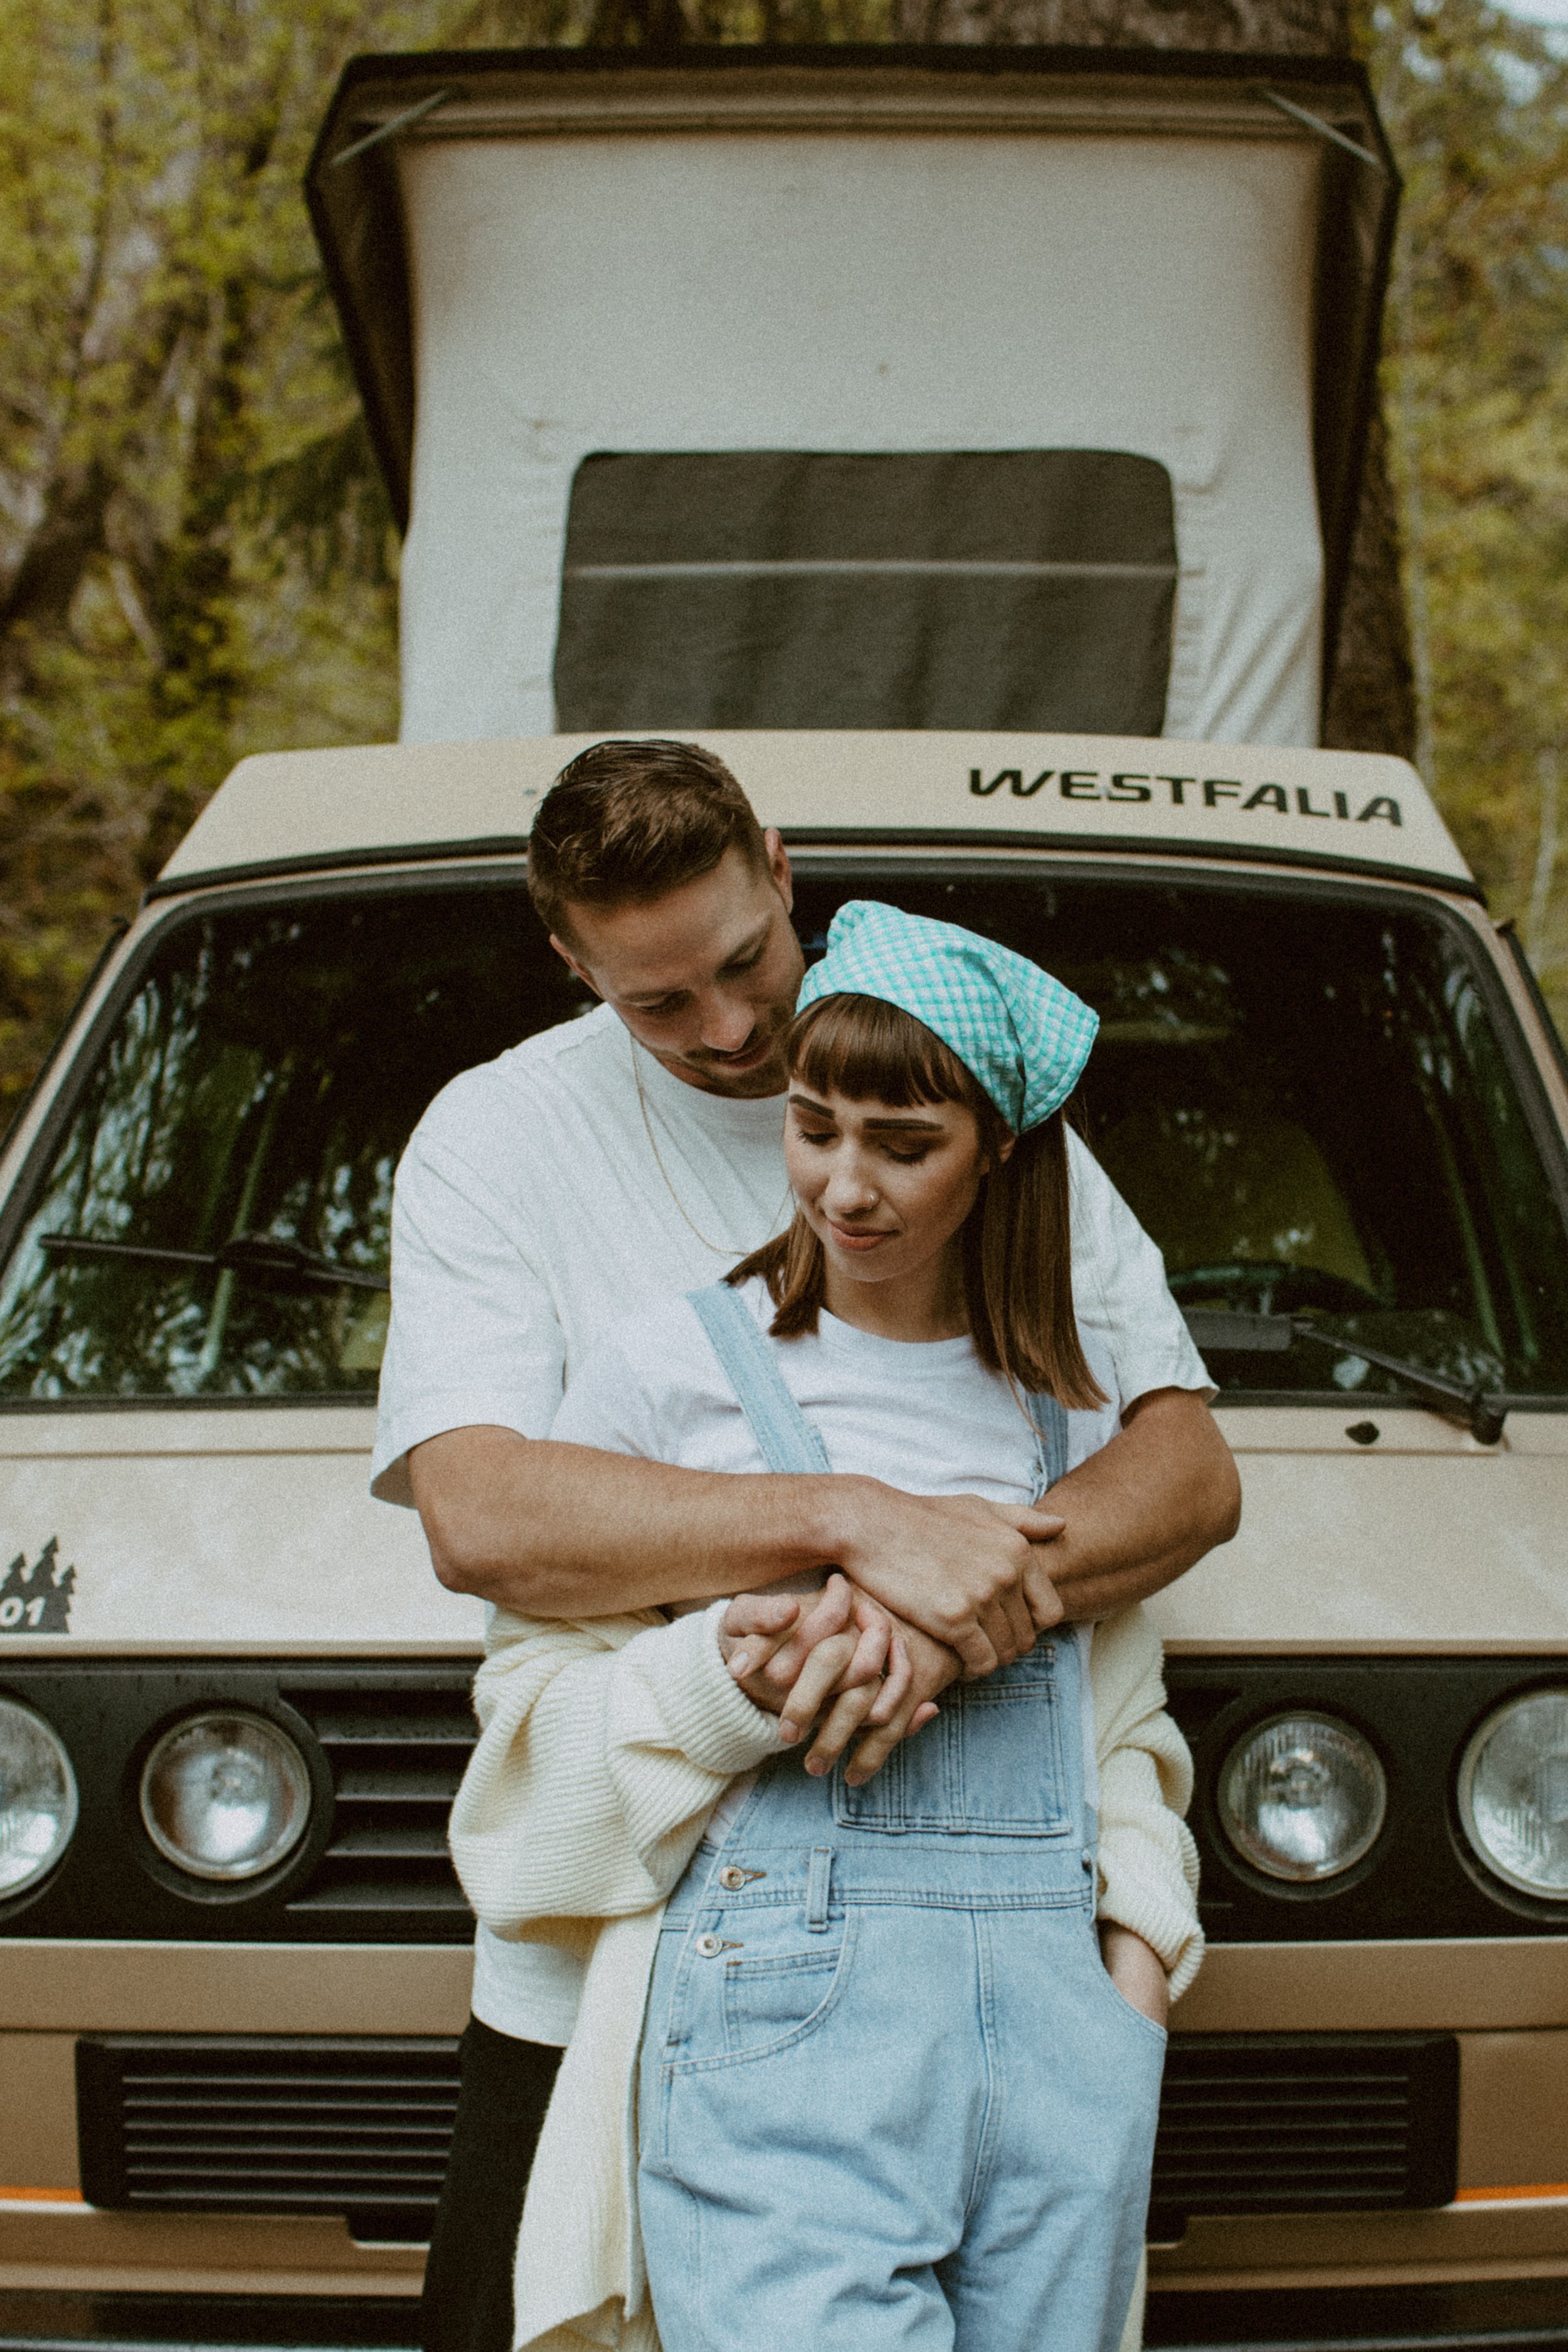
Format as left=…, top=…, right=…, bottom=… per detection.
left=834, top=1642, right=1073, bottom=1836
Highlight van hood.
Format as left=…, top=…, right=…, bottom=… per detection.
left=0, top=1404, right=1563, bottom=1656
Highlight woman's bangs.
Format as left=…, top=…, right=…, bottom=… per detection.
left=789, top=992, right=974, bottom=1109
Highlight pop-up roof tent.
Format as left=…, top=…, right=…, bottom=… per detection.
left=308, top=48, right=1397, bottom=751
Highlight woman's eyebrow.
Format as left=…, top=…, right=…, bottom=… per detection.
left=786, top=1093, right=945, bottom=1133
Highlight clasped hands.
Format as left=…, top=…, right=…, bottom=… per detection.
left=717, top=1488, right=1066, bottom=1788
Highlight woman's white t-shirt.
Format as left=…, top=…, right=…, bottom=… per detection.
left=551, top=1273, right=1121, bottom=1498
left=549, top=1276, right=1123, bottom=1854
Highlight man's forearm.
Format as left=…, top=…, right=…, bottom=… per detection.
left=411, top=1427, right=852, bottom=1616
left=1029, top=1387, right=1240, bottom=1621
left=409, top=1424, right=1061, bottom=1675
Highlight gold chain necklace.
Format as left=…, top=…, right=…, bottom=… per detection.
left=631, top=1036, right=791, bottom=1258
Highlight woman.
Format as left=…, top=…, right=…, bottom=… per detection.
left=449, top=902, right=1204, bottom=2352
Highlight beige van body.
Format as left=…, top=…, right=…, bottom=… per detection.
left=1, top=728, right=1564, bottom=2320
left=3, top=38, right=1564, bottom=2344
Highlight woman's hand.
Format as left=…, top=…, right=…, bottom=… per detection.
left=717, top=1589, right=806, bottom=1691
left=720, top=1576, right=878, bottom=1746
left=1099, top=1925, right=1169, bottom=2029
left=718, top=1578, right=958, bottom=1782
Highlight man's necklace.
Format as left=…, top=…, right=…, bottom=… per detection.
left=631, top=1036, right=791, bottom=1258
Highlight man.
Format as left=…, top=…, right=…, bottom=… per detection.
left=372, top=738, right=1239, bottom=2352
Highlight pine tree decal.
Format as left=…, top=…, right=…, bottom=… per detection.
left=0, top=1537, right=75, bottom=1632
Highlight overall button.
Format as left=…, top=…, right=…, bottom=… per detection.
left=718, top=1865, right=760, bottom=1890
left=696, top=1933, right=743, bottom=1957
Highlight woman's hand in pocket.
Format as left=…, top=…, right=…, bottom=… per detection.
left=1099, top=1926, right=1170, bottom=2030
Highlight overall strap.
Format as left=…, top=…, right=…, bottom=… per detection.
left=687, top=1285, right=833, bottom=1475
left=1027, top=1389, right=1098, bottom=1848
left=1026, top=1391, right=1071, bottom=1501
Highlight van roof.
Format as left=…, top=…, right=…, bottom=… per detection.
left=156, top=733, right=1475, bottom=899
left=308, top=46, right=1396, bottom=752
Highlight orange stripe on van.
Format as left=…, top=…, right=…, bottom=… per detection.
left=1454, top=2185, right=1568, bottom=2203
left=0, top=2187, right=85, bottom=2203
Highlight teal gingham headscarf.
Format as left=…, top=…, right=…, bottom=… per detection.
left=795, top=901, right=1098, bottom=1135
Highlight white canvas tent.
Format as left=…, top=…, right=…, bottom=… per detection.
left=309, top=51, right=1396, bottom=753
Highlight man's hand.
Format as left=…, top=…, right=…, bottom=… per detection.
left=410, top=1431, right=1058, bottom=1669
left=1018, top=1387, right=1239, bottom=1623
left=834, top=1485, right=1064, bottom=1677
left=409, top=1388, right=1235, bottom=1650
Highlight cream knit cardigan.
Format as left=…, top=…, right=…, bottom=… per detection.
left=448, top=1598, right=1202, bottom=2352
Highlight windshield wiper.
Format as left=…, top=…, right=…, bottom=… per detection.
left=38, top=1232, right=389, bottom=1295
left=1182, top=1308, right=1507, bottom=1445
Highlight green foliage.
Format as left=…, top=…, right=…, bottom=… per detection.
left=0, top=0, right=436, bottom=1109
left=1, top=0, right=1565, bottom=1128
left=1370, top=0, right=1568, bottom=1026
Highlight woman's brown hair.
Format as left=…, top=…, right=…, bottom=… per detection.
left=728, top=992, right=1106, bottom=1411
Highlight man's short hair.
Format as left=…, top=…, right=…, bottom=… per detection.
left=527, top=739, right=771, bottom=941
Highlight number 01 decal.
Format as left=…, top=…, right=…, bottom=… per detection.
left=0, top=1537, right=76, bottom=1632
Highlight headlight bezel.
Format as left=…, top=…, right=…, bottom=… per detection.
left=133, top=1702, right=324, bottom=1899
left=1455, top=1685, right=1568, bottom=1905
left=0, top=1694, right=79, bottom=1900
left=1216, top=1707, right=1389, bottom=1888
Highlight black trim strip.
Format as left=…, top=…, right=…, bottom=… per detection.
left=144, top=839, right=532, bottom=901
left=145, top=832, right=1485, bottom=905
left=781, top=830, right=1483, bottom=901
left=1498, top=918, right=1568, bottom=1097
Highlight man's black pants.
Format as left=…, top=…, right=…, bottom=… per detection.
left=421, top=2018, right=563, bottom=2352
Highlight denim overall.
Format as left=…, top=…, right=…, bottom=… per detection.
left=635, top=1286, right=1166, bottom=2352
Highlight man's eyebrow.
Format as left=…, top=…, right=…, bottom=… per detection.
left=624, top=922, right=771, bottom=1006
left=716, top=921, right=771, bottom=972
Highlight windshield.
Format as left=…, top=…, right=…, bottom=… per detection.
left=0, top=864, right=1563, bottom=1406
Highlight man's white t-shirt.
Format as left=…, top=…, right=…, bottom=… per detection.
left=372, top=1000, right=1213, bottom=2043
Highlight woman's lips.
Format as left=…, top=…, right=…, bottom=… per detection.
left=825, top=1222, right=895, bottom=1254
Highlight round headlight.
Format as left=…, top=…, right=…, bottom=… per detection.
left=140, top=1712, right=310, bottom=1883
left=0, top=1697, right=78, bottom=1895
left=1219, top=1712, right=1386, bottom=1882
left=1458, top=1689, right=1568, bottom=1900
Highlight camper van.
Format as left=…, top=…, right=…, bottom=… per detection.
left=1, top=44, right=1565, bottom=2351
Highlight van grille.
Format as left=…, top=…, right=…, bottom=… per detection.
left=75, top=2037, right=461, bottom=2243
left=77, top=2031, right=1459, bottom=2244
left=279, top=1674, right=477, bottom=1936
left=1149, top=2032, right=1459, bottom=2237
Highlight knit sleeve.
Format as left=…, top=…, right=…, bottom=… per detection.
left=448, top=1603, right=784, bottom=1939
left=1088, top=1608, right=1206, bottom=2001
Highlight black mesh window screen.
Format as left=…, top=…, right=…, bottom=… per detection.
left=554, top=451, right=1177, bottom=735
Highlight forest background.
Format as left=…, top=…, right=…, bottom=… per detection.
left=0, top=0, right=1564, bottom=1115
